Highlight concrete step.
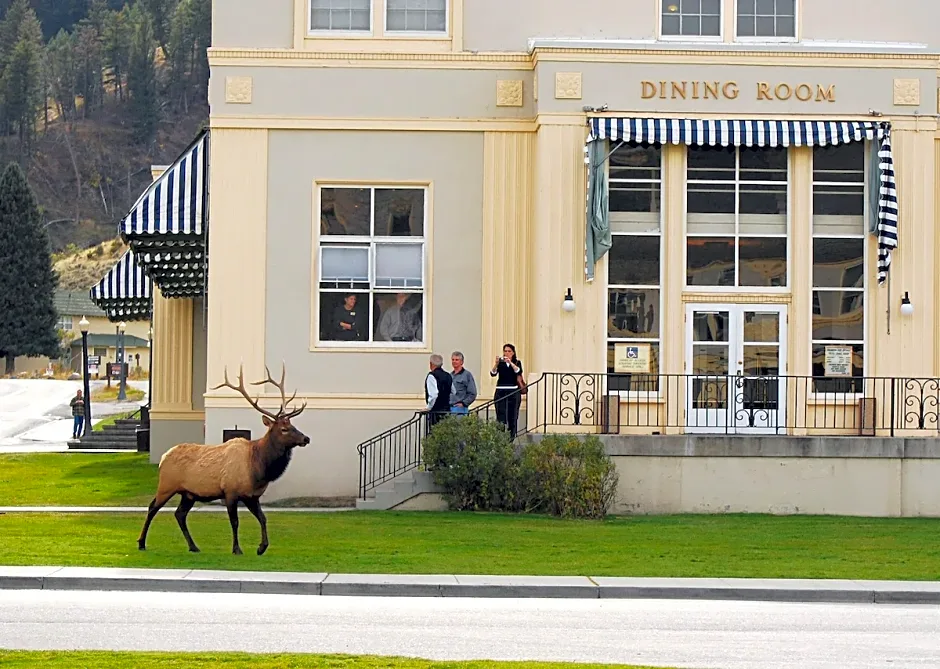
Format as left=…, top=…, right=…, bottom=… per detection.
left=68, top=440, right=137, bottom=450
left=355, top=470, right=444, bottom=511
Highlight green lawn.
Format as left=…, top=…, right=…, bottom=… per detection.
left=92, top=410, right=139, bottom=432
left=0, top=653, right=667, bottom=669
left=1, top=511, right=939, bottom=580
left=0, top=453, right=157, bottom=506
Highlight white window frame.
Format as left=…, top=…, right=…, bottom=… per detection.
left=734, top=0, right=798, bottom=43
left=684, top=145, right=791, bottom=293
left=658, top=0, right=724, bottom=42
left=308, top=0, right=374, bottom=36
left=384, top=0, right=448, bottom=35
left=316, top=185, right=428, bottom=349
left=56, top=315, right=73, bottom=331
left=606, top=144, right=664, bottom=400
left=809, top=141, right=869, bottom=399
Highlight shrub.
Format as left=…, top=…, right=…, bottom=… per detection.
left=518, top=434, right=619, bottom=519
left=422, top=414, right=520, bottom=512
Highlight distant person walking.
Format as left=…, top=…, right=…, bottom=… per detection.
left=490, top=343, right=523, bottom=439
left=70, top=389, right=85, bottom=439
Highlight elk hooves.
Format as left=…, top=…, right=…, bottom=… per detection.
left=188, top=546, right=201, bottom=553
left=232, top=546, right=243, bottom=555
left=137, top=543, right=146, bottom=551
left=257, top=544, right=268, bottom=556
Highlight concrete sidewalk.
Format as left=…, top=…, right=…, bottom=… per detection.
left=1, top=566, right=939, bottom=604
left=0, top=506, right=354, bottom=513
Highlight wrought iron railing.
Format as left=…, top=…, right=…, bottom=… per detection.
left=357, top=372, right=940, bottom=499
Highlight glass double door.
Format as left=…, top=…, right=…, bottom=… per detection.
left=685, top=304, right=787, bottom=434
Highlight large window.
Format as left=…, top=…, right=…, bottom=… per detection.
left=686, top=145, right=788, bottom=288
left=386, top=0, right=446, bottom=32
left=56, top=315, right=73, bottom=331
left=662, top=0, right=721, bottom=38
left=736, top=0, right=796, bottom=39
left=607, top=144, right=662, bottom=392
left=310, top=0, right=371, bottom=32
left=811, top=142, right=865, bottom=391
left=317, top=186, right=426, bottom=346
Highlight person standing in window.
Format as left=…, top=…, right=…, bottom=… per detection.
left=424, top=353, right=452, bottom=432
left=332, top=294, right=366, bottom=341
left=449, top=351, right=477, bottom=415
left=377, top=292, right=420, bottom=342
left=490, top=343, right=522, bottom=438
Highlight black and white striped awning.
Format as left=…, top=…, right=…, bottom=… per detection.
left=585, top=118, right=897, bottom=284
left=120, top=129, right=209, bottom=299
left=88, top=249, right=152, bottom=322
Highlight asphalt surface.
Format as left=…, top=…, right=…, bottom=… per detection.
left=1, top=589, right=939, bottom=668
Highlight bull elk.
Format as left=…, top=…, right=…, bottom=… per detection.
left=137, top=363, right=309, bottom=556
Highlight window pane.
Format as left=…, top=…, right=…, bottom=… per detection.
left=776, top=16, right=795, bottom=37
left=688, top=183, right=735, bottom=235
left=737, top=15, right=756, bottom=36
left=743, top=312, right=780, bottom=343
left=311, top=0, right=371, bottom=30
left=813, top=143, right=864, bottom=181
left=608, top=289, right=660, bottom=339
left=609, top=144, right=661, bottom=180
left=662, top=13, right=680, bottom=35
left=321, top=187, right=371, bottom=236
left=740, top=147, right=787, bottom=181
left=607, top=342, right=660, bottom=393
left=319, top=292, right=370, bottom=342
left=701, top=0, right=721, bottom=14
left=813, top=239, right=864, bottom=288
left=812, top=344, right=864, bottom=392
left=687, top=237, right=735, bottom=286
left=740, top=183, right=787, bottom=214
left=375, top=243, right=422, bottom=288
left=738, top=0, right=755, bottom=12
left=609, top=183, right=661, bottom=216
left=320, top=246, right=369, bottom=286
left=374, top=292, right=423, bottom=343
left=756, top=0, right=774, bottom=13
left=692, top=311, right=730, bottom=342
left=374, top=188, right=424, bottom=236
left=609, top=236, right=660, bottom=285
left=813, top=291, right=864, bottom=340
left=387, top=0, right=446, bottom=32
left=755, top=16, right=775, bottom=36
left=776, top=0, right=795, bottom=14
left=700, top=15, right=721, bottom=35
left=688, top=146, right=735, bottom=180
left=682, top=15, right=701, bottom=35
left=685, top=0, right=701, bottom=13
left=739, top=237, right=787, bottom=287
left=813, top=184, right=863, bottom=217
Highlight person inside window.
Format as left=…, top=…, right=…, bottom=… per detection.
left=490, top=343, right=522, bottom=438
left=377, top=292, right=421, bottom=342
left=332, top=294, right=366, bottom=341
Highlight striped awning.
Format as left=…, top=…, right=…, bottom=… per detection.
left=88, top=250, right=152, bottom=322
left=122, top=129, right=208, bottom=237
left=585, top=118, right=897, bottom=284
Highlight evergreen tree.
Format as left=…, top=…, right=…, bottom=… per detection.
left=45, top=28, right=77, bottom=120
left=2, top=6, right=43, bottom=152
left=0, top=161, right=59, bottom=376
left=127, top=3, right=157, bottom=145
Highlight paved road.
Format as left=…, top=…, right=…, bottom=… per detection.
left=0, top=379, right=148, bottom=452
left=1, top=590, right=938, bottom=668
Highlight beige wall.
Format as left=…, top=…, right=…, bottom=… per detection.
left=209, top=66, right=535, bottom=121
left=204, top=407, right=414, bottom=499
left=210, top=0, right=940, bottom=52
left=615, top=456, right=940, bottom=517
left=191, top=298, right=207, bottom=411
left=263, top=129, right=484, bottom=395
left=211, top=0, right=293, bottom=48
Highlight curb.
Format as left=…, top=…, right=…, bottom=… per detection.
left=1, top=568, right=940, bottom=604
left=0, top=507, right=355, bottom=513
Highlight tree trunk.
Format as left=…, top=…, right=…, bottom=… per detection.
left=4, top=355, right=14, bottom=376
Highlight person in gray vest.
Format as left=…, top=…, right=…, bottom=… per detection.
left=449, top=351, right=477, bottom=415
left=424, top=353, right=452, bottom=432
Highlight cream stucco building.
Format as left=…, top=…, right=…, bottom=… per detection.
left=108, top=0, right=940, bottom=508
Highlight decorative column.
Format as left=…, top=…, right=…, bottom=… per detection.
left=787, top=147, right=812, bottom=435
left=150, top=286, right=194, bottom=415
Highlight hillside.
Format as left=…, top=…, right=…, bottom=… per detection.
left=53, top=236, right=127, bottom=290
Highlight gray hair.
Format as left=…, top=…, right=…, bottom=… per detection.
left=429, top=353, right=444, bottom=368
left=451, top=351, right=464, bottom=361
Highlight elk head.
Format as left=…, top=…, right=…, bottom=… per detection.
left=212, top=362, right=310, bottom=448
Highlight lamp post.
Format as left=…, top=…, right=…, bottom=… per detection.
left=117, top=321, right=127, bottom=401
left=79, top=316, right=91, bottom=438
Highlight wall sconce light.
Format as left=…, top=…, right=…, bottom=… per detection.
left=900, top=291, right=914, bottom=316
left=562, top=287, right=576, bottom=312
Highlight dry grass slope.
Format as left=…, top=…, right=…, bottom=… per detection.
left=53, top=237, right=127, bottom=291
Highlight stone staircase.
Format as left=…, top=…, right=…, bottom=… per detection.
left=355, top=470, right=447, bottom=511
left=68, top=416, right=143, bottom=451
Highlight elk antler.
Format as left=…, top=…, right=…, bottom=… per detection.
left=250, top=361, right=303, bottom=418
left=211, top=364, right=278, bottom=420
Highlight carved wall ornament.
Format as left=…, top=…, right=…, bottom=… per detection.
left=893, top=78, right=920, bottom=106
left=496, top=80, right=523, bottom=107
left=555, top=72, right=582, bottom=100
left=225, top=76, right=253, bottom=104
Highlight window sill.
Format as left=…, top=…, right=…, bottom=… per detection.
left=311, top=343, right=432, bottom=353
left=301, top=35, right=454, bottom=53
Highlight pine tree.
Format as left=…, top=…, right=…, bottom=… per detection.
left=0, top=161, right=59, bottom=376
left=2, top=6, right=43, bottom=153
left=127, top=3, right=157, bottom=145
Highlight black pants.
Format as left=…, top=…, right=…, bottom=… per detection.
left=494, top=389, right=519, bottom=439
left=425, top=410, right=447, bottom=435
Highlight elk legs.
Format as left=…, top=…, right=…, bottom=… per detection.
left=243, top=496, right=269, bottom=555
left=137, top=493, right=173, bottom=551
left=174, top=494, right=200, bottom=553
left=226, top=496, right=243, bottom=555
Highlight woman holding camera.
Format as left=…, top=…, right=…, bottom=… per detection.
left=490, top=343, right=523, bottom=438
